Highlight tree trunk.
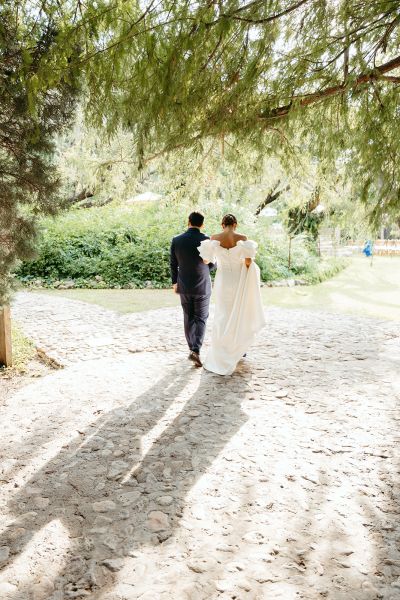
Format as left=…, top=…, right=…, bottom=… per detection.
left=65, top=188, right=94, bottom=207
left=255, top=181, right=289, bottom=216
left=77, top=196, right=113, bottom=209
left=308, top=186, right=320, bottom=212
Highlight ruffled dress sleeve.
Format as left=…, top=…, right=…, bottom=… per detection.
left=198, top=239, right=218, bottom=263
left=239, top=239, right=258, bottom=259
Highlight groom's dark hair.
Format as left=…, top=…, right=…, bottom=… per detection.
left=188, top=211, right=204, bottom=227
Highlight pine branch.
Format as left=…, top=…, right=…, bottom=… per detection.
left=379, top=75, right=400, bottom=83
left=255, top=181, right=289, bottom=216
left=260, top=54, right=400, bottom=121
left=215, top=0, right=310, bottom=25
left=374, top=13, right=400, bottom=57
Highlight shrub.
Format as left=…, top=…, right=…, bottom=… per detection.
left=15, top=203, right=346, bottom=288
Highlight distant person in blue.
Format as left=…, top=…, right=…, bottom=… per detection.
left=363, top=240, right=373, bottom=257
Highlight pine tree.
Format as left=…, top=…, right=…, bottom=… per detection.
left=0, top=2, right=80, bottom=304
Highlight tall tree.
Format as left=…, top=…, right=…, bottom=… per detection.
left=0, top=2, right=80, bottom=304
left=2, top=0, right=400, bottom=304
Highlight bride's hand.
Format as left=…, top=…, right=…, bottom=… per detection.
left=203, top=259, right=210, bottom=265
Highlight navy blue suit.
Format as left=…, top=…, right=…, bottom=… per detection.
left=170, top=228, right=214, bottom=353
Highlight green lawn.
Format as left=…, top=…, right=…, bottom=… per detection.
left=36, top=287, right=181, bottom=313
left=262, top=256, right=400, bottom=320
left=36, top=256, right=400, bottom=321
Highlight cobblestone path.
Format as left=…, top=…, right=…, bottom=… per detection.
left=0, top=291, right=400, bottom=600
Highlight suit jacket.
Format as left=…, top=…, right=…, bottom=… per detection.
left=170, top=228, right=214, bottom=296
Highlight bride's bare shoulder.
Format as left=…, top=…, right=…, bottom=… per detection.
left=210, top=233, right=222, bottom=240
left=235, top=233, right=248, bottom=241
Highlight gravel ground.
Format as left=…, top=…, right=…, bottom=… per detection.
left=0, top=291, right=399, bottom=600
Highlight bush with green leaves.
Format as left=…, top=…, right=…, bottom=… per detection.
left=15, top=203, right=346, bottom=288
left=16, top=204, right=180, bottom=287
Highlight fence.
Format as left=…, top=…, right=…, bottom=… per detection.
left=318, top=229, right=400, bottom=257
left=373, top=240, right=400, bottom=256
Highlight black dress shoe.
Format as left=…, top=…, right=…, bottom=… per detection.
left=189, top=351, right=202, bottom=367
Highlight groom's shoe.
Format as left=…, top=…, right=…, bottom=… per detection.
left=189, top=351, right=202, bottom=368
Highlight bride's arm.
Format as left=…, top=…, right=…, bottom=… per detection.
left=241, top=238, right=256, bottom=268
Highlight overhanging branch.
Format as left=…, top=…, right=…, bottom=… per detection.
left=217, top=0, right=310, bottom=25
left=143, top=56, right=400, bottom=164
left=255, top=181, right=290, bottom=216
left=260, top=54, right=400, bottom=120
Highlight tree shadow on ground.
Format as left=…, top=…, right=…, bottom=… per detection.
left=2, top=308, right=399, bottom=600
left=0, top=359, right=250, bottom=599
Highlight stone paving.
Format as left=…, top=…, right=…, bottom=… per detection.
left=1, top=291, right=400, bottom=600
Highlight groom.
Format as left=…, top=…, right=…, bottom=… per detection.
left=170, top=212, right=214, bottom=367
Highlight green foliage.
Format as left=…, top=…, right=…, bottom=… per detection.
left=16, top=202, right=345, bottom=288
left=255, top=234, right=342, bottom=283
left=35, top=0, right=399, bottom=221
left=287, top=208, right=324, bottom=241
left=16, top=204, right=179, bottom=288
left=3, top=0, right=396, bottom=309
left=56, top=108, right=140, bottom=205
left=286, top=190, right=325, bottom=241
left=55, top=115, right=377, bottom=248
left=303, top=258, right=347, bottom=285
left=2, top=0, right=399, bottom=310
left=0, top=2, right=80, bottom=304
left=57, top=0, right=400, bottom=219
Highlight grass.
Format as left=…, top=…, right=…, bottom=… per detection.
left=0, top=323, right=36, bottom=376
left=262, top=256, right=400, bottom=321
left=35, top=256, right=400, bottom=321
left=36, top=287, right=181, bottom=313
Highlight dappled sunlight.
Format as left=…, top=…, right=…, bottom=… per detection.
left=105, top=321, right=398, bottom=599
left=0, top=519, right=71, bottom=598
left=0, top=355, right=168, bottom=491
left=2, top=286, right=400, bottom=598
left=3, top=0, right=400, bottom=598
left=1, top=352, right=250, bottom=597
left=122, top=372, right=203, bottom=484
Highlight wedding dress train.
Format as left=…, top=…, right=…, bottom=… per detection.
left=198, top=239, right=266, bottom=375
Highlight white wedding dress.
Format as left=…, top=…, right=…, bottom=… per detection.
left=198, top=239, right=266, bottom=375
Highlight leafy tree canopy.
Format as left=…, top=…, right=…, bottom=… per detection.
left=28, top=0, right=400, bottom=218
left=2, top=0, right=400, bottom=305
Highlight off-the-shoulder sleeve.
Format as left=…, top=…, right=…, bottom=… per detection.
left=198, top=239, right=218, bottom=262
left=239, top=239, right=258, bottom=259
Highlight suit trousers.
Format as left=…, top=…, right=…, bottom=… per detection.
left=179, top=294, right=210, bottom=354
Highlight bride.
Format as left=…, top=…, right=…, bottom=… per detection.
left=198, top=213, right=266, bottom=375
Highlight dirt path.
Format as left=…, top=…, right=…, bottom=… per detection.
left=1, top=292, right=400, bottom=600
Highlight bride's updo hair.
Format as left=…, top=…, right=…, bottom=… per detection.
left=222, top=213, right=238, bottom=227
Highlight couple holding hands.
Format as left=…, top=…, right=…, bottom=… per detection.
left=170, top=211, right=266, bottom=375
